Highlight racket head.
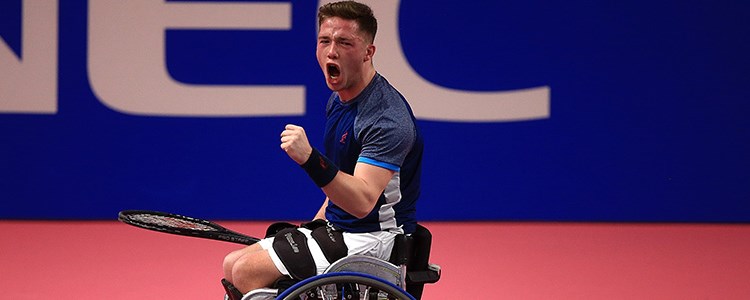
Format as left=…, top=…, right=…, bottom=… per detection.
left=118, top=210, right=259, bottom=245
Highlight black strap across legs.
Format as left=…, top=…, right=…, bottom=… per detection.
left=272, top=228, right=317, bottom=280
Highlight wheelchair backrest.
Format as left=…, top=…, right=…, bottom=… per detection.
left=389, top=224, right=435, bottom=299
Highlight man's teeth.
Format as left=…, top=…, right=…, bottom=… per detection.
left=327, top=65, right=340, bottom=79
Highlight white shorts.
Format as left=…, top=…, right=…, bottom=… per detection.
left=259, top=228, right=397, bottom=276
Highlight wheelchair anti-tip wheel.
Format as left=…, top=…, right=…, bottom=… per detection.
left=275, top=272, right=416, bottom=300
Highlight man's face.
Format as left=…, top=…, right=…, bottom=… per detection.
left=316, top=17, right=372, bottom=96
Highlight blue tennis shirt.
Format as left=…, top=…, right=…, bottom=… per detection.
left=323, top=73, right=423, bottom=235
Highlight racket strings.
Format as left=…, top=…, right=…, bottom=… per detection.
left=129, top=214, right=215, bottom=231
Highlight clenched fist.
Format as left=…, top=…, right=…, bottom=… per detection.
left=280, top=124, right=313, bottom=165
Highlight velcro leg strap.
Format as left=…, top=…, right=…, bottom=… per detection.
left=265, top=222, right=298, bottom=238
left=311, top=225, right=348, bottom=263
left=300, top=219, right=327, bottom=230
left=272, top=228, right=316, bottom=280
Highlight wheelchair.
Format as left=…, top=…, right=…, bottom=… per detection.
left=230, top=224, right=441, bottom=300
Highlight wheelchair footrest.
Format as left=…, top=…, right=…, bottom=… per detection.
left=406, top=263, right=441, bottom=284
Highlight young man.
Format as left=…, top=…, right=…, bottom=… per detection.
left=222, top=1, right=423, bottom=295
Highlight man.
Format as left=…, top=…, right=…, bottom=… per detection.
left=222, top=1, right=423, bottom=295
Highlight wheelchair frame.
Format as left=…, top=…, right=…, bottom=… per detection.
left=236, top=224, right=441, bottom=300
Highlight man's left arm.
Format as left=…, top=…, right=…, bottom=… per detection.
left=321, top=162, right=394, bottom=219
left=280, top=124, right=394, bottom=219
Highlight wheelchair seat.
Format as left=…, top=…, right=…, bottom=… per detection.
left=230, top=223, right=441, bottom=300
left=321, top=223, right=441, bottom=299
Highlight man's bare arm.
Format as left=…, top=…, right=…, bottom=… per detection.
left=281, top=124, right=393, bottom=219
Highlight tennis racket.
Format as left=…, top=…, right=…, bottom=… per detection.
left=118, top=210, right=260, bottom=245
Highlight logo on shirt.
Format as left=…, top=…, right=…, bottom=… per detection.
left=339, top=131, right=349, bottom=144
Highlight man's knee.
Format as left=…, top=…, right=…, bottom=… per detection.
left=223, top=251, right=241, bottom=279
left=223, top=244, right=263, bottom=281
left=231, top=249, right=282, bottom=293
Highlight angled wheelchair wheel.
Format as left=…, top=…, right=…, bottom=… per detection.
left=276, top=272, right=415, bottom=300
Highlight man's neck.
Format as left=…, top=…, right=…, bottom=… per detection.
left=339, top=68, right=377, bottom=102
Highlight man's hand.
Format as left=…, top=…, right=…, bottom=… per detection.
left=280, top=124, right=313, bottom=165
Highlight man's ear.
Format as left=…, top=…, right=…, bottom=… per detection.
left=364, top=44, right=376, bottom=62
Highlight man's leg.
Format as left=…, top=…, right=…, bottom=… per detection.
left=223, top=244, right=261, bottom=282
left=223, top=244, right=284, bottom=293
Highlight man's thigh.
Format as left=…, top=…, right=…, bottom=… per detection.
left=260, top=228, right=395, bottom=277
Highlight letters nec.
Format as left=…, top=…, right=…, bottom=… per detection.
left=1, top=0, right=549, bottom=122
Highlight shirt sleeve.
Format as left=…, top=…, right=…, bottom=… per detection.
left=357, top=110, right=415, bottom=171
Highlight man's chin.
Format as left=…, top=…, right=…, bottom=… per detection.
left=326, top=79, right=344, bottom=91
left=325, top=82, right=336, bottom=91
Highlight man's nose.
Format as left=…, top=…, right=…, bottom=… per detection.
left=327, top=44, right=339, bottom=59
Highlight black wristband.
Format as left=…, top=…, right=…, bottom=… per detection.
left=301, top=148, right=339, bottom=187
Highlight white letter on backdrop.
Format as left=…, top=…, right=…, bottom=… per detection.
left=319, top=0, right=550, bottom=122
left=88, top=0, right=304, bottom=117
left=0, top=0, right=58, bottom=114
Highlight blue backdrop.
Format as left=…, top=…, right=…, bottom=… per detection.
left=2, top=0, right=749, bottom=221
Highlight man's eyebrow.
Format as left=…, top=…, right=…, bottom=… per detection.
left=317, top=33, right=361, bottom=42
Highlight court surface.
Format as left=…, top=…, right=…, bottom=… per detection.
left=2, top=221, right=749, bottom=299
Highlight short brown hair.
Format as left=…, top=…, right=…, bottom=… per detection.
left=317, top=1, right=377, bottom=43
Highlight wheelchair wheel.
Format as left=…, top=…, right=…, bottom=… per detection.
left=276, top=272, right=415, bottom=300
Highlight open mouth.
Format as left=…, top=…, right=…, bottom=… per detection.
left=327, top=64, right=340, bottom=79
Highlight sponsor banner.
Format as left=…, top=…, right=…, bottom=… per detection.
left=1, top=0, right=748, bottom=221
